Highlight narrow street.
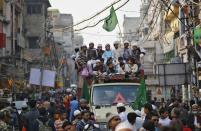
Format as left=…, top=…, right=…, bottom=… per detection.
left=0, top=0, right=201, bottom=131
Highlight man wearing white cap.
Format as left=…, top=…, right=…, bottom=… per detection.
left=117, top=103, right=127, bottom=122
left=120, top=41, right=132, bottom=62
left=72, top=110, right=81, bottom=126
left=106, top=113, right=121, bottom=131
left=102, top=44, right=114, bottom=64
left=115, top=112, right=140, bottom=131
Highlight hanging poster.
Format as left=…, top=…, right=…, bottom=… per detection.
left=29, top=68, right=56, bottom=87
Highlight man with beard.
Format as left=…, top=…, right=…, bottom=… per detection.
left=120, top=41, right=132, bottom=62
left=87, top=42, right=97, bottom=61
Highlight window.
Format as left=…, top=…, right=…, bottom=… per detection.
left=27, top=4, right=42, bottom=15
left=0, top=0, right=3, bottom=15
left=28, top=37, right=39, bottom=49
left=92, top=85, right=139, bottom=105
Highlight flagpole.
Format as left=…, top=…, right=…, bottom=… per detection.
left=117, top=22, right=123, bottom=46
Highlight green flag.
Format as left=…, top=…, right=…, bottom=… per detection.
left=131, top=78, right=147, bottom=110
left=81, top=80, right=90, bottom=103
left=102, top=6, right=118, bottom=32
left=194, top=27, right=201, bottom=45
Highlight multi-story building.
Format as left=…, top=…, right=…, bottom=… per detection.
left=48, top=9, right=76, bottom=87
left=23, top=0, right=51, bottom=64
left=138, top=41, right=164, bottom=100
left=162, top=0, right=180, bottom=62
left=0, top=0, right=25, bottom=56
left=138, top=0, right=150, bottom=40
left=48, top=9, right=74, bottom=56
left=123, top=15, right=140, bottom=44
left=0, top=0, right=27, bottom=89
left=73, top=34, right=83, bottom=48
left=137, top=0, right=166, bottom=100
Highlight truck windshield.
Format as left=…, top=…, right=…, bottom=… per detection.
left=92, top=85, right=139, bottom=106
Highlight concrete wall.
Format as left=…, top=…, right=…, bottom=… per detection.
left=123, top=16, right=140, bottom=42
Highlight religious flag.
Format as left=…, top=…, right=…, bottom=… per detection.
left=131, top=78, right=147, bottom=110
left=194, top=27, right=201, bottom=45
left=81, top=80, right=90, bottom=103
left=102, top=6, right=118, bottom=32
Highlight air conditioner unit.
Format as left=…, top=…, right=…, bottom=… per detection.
left=3, top=17, right=10, bottom=24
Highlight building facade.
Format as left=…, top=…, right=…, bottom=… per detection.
left=123, top=15, right=140, bottom=44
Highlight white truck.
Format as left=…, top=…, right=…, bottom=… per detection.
left=90, top=74, right=141, bottom=130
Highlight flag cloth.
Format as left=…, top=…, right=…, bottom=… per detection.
left=81, top=79, right=90, bottom=103
left=193, top=27, right=201, bottom=45
left=102, top=6, right=118, bottom=32
left=131, top=78, right=147, bottom=110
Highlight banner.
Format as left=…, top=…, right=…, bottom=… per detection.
left=29, top=68, right=56, bottom=87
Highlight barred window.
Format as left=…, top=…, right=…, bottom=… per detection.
left=27, top=4, right=42, bottom=15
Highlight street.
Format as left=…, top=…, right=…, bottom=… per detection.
left=0, top=0, right=201, bottom=130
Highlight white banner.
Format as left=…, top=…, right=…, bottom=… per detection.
left=29, top=68, right=56, bottom=87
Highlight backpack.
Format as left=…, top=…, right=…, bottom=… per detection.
left=37, top=119, right=52, bottom=131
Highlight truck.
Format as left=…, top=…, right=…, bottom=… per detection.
left=89, top=73, right=143, bottom=130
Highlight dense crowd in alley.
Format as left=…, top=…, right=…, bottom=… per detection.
left=0, top=41, right=200, bottom=131
left=1, top=91, right=201, bottom=131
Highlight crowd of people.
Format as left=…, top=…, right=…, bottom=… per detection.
left=73, top=41, right=145, bottom=79
left=72, top=41, right=145, bottom=99
left=106, top=98, right=201, bottom=131
left=0, top=41, right=200, bottom=131
left=0, top=89, right=98, bottom=131
left=0, top=92, right=201, bottom=131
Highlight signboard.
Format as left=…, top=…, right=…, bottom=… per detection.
left=29, top=68, right=56, bottom=87
left=157, top=63, right=191, bottom=86
left=42, top=70, right=56, bottom=87
left=29, top=68, right=40, bottom=85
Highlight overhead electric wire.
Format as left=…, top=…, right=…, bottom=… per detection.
left=188, top=0, right=201, bottom=5
left=62, top=0, right=122, bottom=30
left=137, top=1, right=152, bottom=31
left=142, top=7, right=162, bottom=42
left=74, top=0, right=130, bottom=32
left=160, top=0, right=191, bottom=29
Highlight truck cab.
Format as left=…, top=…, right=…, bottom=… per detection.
left=90, top=74, right=141, bottom=130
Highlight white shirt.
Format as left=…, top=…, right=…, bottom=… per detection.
left=119, top=112, right=127, bottom=122
left=159, top=117, right=171, bottom=126
left=113, top=48, right=121, bottom=62
left=135, top=117, right=143, bottom=130
left=115, top=120, right=137, bottom=131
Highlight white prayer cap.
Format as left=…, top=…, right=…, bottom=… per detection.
left=66, top=88, right=71, bottom=92
left=117, top=102, right=125, bottom=107
left=96, top=59, right=101, bottom=63
left=113, top=41, right=120, bottom=45
left=97, top=44, right=102, bottom=47
left=81, top=44, right=87, bottom=47
left=105, top=43, right=110, bottom=47
left=124, top=40, right=130, bottom=44
left=74, top=110, right=81, bottom=116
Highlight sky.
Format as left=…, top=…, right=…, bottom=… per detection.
left=49, top=0, right=141, bottom=47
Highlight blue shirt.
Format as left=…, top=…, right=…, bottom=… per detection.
left=102, top=50, right=114, bottom=64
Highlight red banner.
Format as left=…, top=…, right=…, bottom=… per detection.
left=0, top=33, right=6, bottom=48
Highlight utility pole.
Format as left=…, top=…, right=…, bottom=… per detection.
left=12, top=0, right=16, bottom=102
